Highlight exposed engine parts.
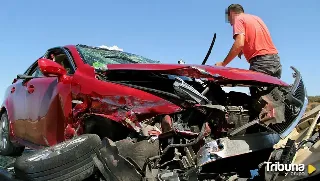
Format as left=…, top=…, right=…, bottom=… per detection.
left=173, top=77, right=211, bottom=105
left=77, top=66, right=306, bottom=181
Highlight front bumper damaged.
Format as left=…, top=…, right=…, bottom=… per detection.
left=93, top=133, right=280, bottom=181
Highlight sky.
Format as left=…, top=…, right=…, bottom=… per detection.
left=0, top=0, right=319, bottom=103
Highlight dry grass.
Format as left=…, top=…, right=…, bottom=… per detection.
left=307, top=96, right=320, bottom=112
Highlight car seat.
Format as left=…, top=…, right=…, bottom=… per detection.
left=54, top=54, right=72, bottom=74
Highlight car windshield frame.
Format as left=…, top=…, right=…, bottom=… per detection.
left=76, top=44, right=160, bottom=69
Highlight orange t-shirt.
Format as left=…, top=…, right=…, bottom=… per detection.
left=233, top=13, right=278, bottom=61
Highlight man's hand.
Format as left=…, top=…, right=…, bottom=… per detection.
left=215, top=62, right=226, bottom=67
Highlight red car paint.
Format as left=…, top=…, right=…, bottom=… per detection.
left=0, top=45, right=289, bottom=149
left=105, top=64, right=289, bottom=86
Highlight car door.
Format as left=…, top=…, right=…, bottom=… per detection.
left=24, top=49, right=75, bottom=147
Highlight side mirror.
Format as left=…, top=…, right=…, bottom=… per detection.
left=38, top=58, right=67, bottom=76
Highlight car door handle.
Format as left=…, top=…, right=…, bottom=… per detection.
left=11, top=87, right=15, bottom=93
left=27, top=85, right=35, bottom=94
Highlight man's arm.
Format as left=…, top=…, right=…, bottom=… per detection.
left=221, top=34, right=244, bottom=66
left=215, top=16, right=245, bottom=67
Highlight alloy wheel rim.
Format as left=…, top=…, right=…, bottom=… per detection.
left=0, top=115, right=8, bottom=151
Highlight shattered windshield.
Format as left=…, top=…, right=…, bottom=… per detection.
left=76, top=44, right=160, bottom=69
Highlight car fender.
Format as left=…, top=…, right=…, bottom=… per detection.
left=70, top=65, right=182, bottom=131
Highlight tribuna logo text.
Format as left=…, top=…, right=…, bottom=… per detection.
left=265, top=162, right=306, bottom=175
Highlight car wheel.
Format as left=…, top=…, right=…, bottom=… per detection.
left=0, top=112, right=24, bottom=156
left=14, top=134, right=102, bottom=181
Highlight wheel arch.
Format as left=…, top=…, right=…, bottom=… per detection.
left=0, top=106, right=6, bottom=115
left=83, top=115, right=131, bottom=141
left=1, top=97, right=15, bottom=124
left=0, top=105, right=14, bottom=140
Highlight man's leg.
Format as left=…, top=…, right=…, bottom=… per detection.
left=249, top=54, right=281, bottom=98
left=248, top=54, right=283, bottom=112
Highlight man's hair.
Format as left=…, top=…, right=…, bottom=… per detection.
left=226, top=4, right=244, bottom=16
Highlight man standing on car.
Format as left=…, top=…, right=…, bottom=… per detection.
left=215, top=4, right=282, bottom=100
left=215, top=4, right=282, bottom=80
left=215, top=4, right=284, bottom=113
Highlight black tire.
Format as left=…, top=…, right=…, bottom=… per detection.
left=14, top=134, right=102, bottom=181
left=0, top=112, right=24, bottom=156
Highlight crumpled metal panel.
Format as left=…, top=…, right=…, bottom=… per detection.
left=197, top=133, right=280, bottom=167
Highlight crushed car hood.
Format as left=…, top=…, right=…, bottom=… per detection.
left=105, top=64, right=289, bottom=86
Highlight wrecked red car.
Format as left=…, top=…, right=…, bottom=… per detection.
left=0, top=44, right=308, bottom=180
